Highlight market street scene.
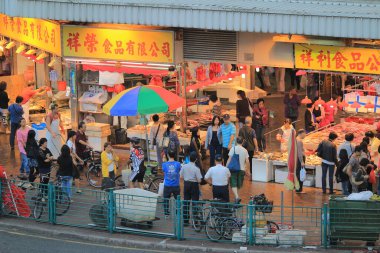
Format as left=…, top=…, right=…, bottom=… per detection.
left=1, top=0, right=380, bottom=252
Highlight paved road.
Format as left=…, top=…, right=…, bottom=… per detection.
left=0, top=229, right=180, bottom=253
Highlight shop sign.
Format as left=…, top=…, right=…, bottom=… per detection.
left=0, top=14, right=61, bottom=56
left=62, top=26, right=174, bottom=63
left=295, top=44, right=380, bottom=75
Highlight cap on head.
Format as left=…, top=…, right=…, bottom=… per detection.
left=223, top=114, right=230, bottom=120
left=215, top=154, right=223, bottom=162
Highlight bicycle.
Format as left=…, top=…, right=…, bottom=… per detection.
left=33, top=173, right=71, bottom=219
left=193, top=199, right=244, bottom=241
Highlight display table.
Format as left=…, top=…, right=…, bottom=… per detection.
left=315, top=165, right=342, bottom=191
left=251, top=158, right=274, bottom=182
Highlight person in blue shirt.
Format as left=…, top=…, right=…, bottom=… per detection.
left=162, top=150, right=181, bottom=215
left=217, top=114, right=236, bottom=165
left=8, top=96, right=24, bottom=150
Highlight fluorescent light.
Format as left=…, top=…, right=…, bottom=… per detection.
left=16, top=44, right=26, bottom=54
left=36, top=52, right=48, bottom=61
left=241, top=73, right=246, bottom=79
left=48, top=57, right=57, bottom=67
left=228, top=78, right=233, bottom=81
left=147, top=63, right=172, bottom=67
left=255, top=67, right=260, bottom=72
left=25, top=49, right=36, bottom=55
left=0, top=46, right=3, bottom=52
left=0, top=39, right=7, bottom=47
left=5, top=41, right=16, bottom=49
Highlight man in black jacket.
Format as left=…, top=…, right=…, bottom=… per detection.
left=317, top=132, right=338, bottom=194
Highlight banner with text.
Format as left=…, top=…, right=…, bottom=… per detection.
left=62, top=26, right=174, bottom=63
left=0, top=14, right=61, bottom=55
left=295, top=44, right=380, bottom=75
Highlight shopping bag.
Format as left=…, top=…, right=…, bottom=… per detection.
left=227, top=147, right=240, bottom=172
left=158, top=183, right=164, bottom=197
left=300, top=167, right=306, bottom=182
left=161, top=137, right=170, bottom=148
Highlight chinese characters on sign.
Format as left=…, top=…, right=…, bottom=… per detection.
left=0, top=14, right=61, bottom=56
left=63, top=26, right=174, bottom=63
left=295, top=44, right=380, bottom=75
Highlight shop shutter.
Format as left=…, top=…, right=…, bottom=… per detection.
left=183, top=30, right=237, bottom=63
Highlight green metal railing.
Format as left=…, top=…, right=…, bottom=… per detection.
left=1, top=178, right=379, bottom=249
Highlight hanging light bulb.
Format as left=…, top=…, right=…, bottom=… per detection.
left=301, top=96, right=312, bottom=104
left=5, top=41, right=16, bottom=49
left=255, top=67, right=260, bottom=72
left=16, top=44, right=26, bottom=54
left=241, top=73, right=246, bottom=79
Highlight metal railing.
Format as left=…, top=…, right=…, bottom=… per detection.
left=1, top=178, right=379, bottom=250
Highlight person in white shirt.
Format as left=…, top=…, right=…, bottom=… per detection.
left=226, top=137, right=250, bottom=204
left=205, top=154, right=231, bottom=202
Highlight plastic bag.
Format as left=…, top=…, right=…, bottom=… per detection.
left=300, top=167, right=306, bottom=182
left=158, top=183, right=164, bottom=197
left=346, top=191, right=373, bottom=201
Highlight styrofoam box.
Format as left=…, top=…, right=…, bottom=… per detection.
left=86, top=129, right=112, bottom=138
left=232, top=232, right=247, bottom=243
left=88, top=136, right=108, bottom=152
left=303, top=175, right=315, bottom=187
left=277, top=229, right=307, bottom=236
left=255, top=234, right=278, bottom=245
left=80, top=102, right=102, bottom=112
left=241, top=225, right=267, bottom=236
left=114, top=188, right=159, bottom=222
left=252, top=158, right=274, bottom=182
left=315, top=165, right=342, bottom=191
left=275, top=168, right=288, bottom=183
left=276, top=229, right=306, bottom=246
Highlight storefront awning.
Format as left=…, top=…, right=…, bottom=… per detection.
left=2, top=0, right=380, bottom=39
left=82, top=64, right=169, bottom=76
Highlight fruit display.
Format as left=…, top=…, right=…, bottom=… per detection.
left=303, top=122, right=374, bottom=151
left=261, top=152, right=321, bottom=166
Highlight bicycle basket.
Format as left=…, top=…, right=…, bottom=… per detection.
left=250, top=194, right=274, bottom=213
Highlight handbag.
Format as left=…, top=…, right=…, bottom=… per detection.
left=227, top=147, right=241, bottom=172
left=162, top=134, right=170, bottom=148
left=300, top=167, right=306, bottom=182
left=152, top=124, right=160, bottom=146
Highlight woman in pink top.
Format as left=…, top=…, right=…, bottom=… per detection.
left=16, top=118, right=31, bottom=179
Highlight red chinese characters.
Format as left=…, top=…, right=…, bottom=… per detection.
left=332, top=52, right=348, bottom=69
left=161, top=42, right=170, bottom=58
left=84, top=33, right=98, bottom=53
left=316, top=50, right=331, bottom=68
left=126, top=40, right=135, bottom=55
left=114, top=41, right=124, bottom=55
left=300, top=49, right=313, bottom=67
left=366, top=54, right=380, bottom=71
left=102, top=39, right=113, bottom=54
left=29, top=23, right=35, bottom=39
left=138, top=42, right=147, bottom=57
left=349, top=52, right=365, bottom=71
left=149, top=42, right=160, bottom=57
left=67, top=32, right=81, bottom=52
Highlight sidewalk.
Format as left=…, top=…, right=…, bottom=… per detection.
left=0, top=218, right=346, bottom=253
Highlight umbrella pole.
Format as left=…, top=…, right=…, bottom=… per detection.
left=145, top=118, right=150, bottom=163
left=4, top=172, right=19, bottom=216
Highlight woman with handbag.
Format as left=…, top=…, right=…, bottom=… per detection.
left=162, top=121, right=180, bottom=161
left=101, top=142, right=119, bottom=190
left=67, top=130, right=84, bottom=194
left=226, top=137, right=250, bottom=204
left=149, top=114, right=164, bottom=169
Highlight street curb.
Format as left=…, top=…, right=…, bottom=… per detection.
left=0, top=219, right=348, bottom=253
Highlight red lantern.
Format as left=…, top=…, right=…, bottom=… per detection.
left=350, top=101, right=361, bottom=109
left=301, top=96, right=312, bottom=105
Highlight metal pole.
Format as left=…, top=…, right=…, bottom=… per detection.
left=182, top=63, right=188, bottom=132
left=323, top=203, right=328, bottom=248
left=248, top=200, right=254, bottom=245
left=291, top=190, right=294, bottom=226
left=280, top=191, right=284, bottom=225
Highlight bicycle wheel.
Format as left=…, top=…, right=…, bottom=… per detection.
left=33, top=194, right=45, bottom=219
left=114, top=175, right=125, bottom=188
left=192, top=206, right=209, bottom=232
left=222, top=218, right=243, bottom=240
left=87, top=164, right=102, bottom=188
left=148, top=176, right=163, bottom=193
left=205, top=213, right=223, bottom=241
left=55, top=189, right=70, bottom=216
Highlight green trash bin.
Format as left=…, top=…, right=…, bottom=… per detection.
left=329, top=196, right=380, bottom=244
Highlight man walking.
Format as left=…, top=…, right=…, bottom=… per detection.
left=162, top=150, right=181, bottom=215
left=316, top=132, right=338, bottom=194
left=8, top=96, right=24, bottom=150
left=238, top=116, right=258, bottom=176
left=205, top=154, right=231, bottom=202
left=180, top=151, right=202, bottom=225
left=226, top=137, right=250, bottom=203
left=218, top=114, right=236, bottom=165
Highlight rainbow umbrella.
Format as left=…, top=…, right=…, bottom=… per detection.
left=103, top=85, right=185, bottom=163
left=103, top=85, right=185, bottom=116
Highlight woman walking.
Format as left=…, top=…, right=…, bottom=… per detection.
left=162, top=120, right=180, bottom=161
left=57, top=145, right=75, bottom=200
left=205, top=116, right=222, bottom=167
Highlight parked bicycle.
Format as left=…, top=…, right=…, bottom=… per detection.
left=192, top=199, right=244, bottom=241
left=33, top=173, right=71, bottom=219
